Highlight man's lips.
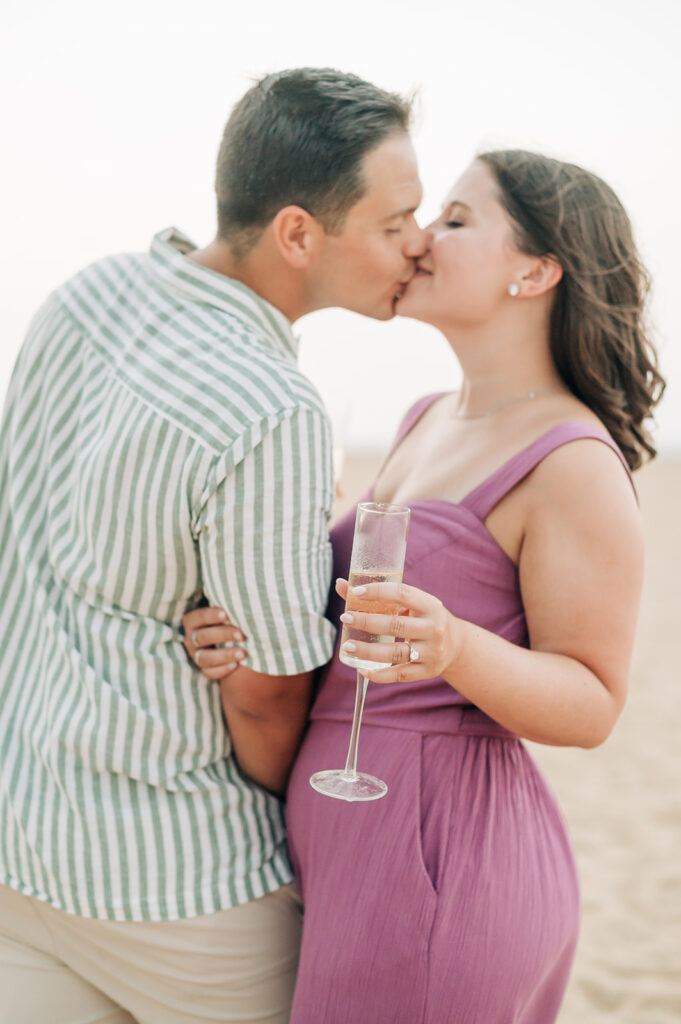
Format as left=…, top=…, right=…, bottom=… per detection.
left=394, top=268, right=431, bottom=303
left=393, top=279, right=413, bottom=302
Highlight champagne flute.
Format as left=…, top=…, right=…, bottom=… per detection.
left=309, top=501, right=410, bottom=802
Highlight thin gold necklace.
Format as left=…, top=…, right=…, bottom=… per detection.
left=452, top=384, right=561, bottom=420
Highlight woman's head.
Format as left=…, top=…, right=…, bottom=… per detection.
left=399, top=150, right=664, bottom=469
left=398, top=158, right=564, bottom=330
left=479, top=149, right=664, bottom=468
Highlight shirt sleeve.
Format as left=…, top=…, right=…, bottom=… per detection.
left=195, top=405, right=337, bottom=676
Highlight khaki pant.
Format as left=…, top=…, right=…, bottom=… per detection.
left=0, top=882, right=302, bottom=1024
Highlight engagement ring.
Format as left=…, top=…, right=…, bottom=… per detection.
left=408, top=643, right=420, bottom=663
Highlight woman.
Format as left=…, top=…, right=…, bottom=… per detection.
left=184, top=150, right=663, bottom=1022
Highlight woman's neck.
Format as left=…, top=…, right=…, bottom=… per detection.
left=442, top=320, right=563, bottom=420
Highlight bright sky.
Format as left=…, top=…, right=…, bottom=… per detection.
left=2, top=0, right=679, bottom=452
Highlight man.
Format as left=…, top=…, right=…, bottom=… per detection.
left=0, top=68, right=425, bottom=1022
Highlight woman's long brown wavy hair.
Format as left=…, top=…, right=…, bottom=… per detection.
left=478, top=150, right=665, bottom=470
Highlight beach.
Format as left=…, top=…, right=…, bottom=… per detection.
left=338, top=452, right=681, bottom=1024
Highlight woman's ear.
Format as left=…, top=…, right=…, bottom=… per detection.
left=271, top=205, right=323, bottom=268
left=519, top=255, right=563, bottom=297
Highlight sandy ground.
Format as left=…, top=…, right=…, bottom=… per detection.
left=337, top=452, right=681, bottom=1024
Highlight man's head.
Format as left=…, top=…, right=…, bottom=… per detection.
left=214, top=68, right=425, bottom=319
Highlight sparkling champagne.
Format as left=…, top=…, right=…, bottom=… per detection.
left=339, top=568, right=403, bottom=672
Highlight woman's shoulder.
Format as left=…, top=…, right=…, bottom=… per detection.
left=527, top=414, right=639, bottom=525
left=504, top=392, right=637, bottom=523
left=533, top=391, right=606, bottom=433
left=523, top=427, right=644, bottom=594
left=521, top=393, right=628, bottom=475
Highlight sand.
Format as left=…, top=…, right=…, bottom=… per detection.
left=337, top=452, right=681, bottom=1024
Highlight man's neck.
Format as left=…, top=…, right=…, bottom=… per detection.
left=187, top=238, right=306, bottom=323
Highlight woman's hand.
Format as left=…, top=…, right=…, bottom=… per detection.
left=182, top=606, right=247, bottom=680
left=336, top=578, right=462, bottom=684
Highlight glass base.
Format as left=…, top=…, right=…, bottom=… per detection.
left=309, top=769, right=388, bottom=802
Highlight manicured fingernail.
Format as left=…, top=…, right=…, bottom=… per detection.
left=218, top=610, right=227, bottom=620
left=340, top=613, right=354, bottom=624
left=194, top=650, right=202, bottom=665
left=225, top=662, right=237, bottom=671
left=234, top=650, right=246, bottom=661
left=352, top=586, right=367, bottom=596
left=234, top=631, right=244, bottom=642
left=192, top=630, right=199, bottom=645
left=342, top=641, right=357, bottom=652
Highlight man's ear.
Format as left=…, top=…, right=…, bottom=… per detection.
left=271, top=206, right=323, bottom=268
left=519, top=254, right=563, bottom=297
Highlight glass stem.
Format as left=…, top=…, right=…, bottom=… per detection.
left=343, top=671, right=370, bottom=778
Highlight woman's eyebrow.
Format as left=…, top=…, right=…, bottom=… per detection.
left=441, top=200, right=472, bottom=214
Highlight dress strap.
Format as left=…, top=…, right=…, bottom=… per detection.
left=370, top=393, right=447, bottom=503
left=460, top=421, right=636, bottom=521
left=373, top=393, right=446, bottom=486
left=392, top=393, right=445, bottom=451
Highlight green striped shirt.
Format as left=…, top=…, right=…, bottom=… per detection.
left=0, top=228, right=336, bottom=921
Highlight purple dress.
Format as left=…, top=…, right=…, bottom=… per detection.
left=286, top=397, right=632, bottom=1024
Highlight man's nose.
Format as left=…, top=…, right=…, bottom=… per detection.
left=403, top=223, right=432, bottom=260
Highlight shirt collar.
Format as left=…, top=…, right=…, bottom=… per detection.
left=149, top=228, right=299, bottom=362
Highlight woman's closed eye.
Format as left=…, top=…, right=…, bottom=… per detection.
left=446, top=220, right=464, bottom=228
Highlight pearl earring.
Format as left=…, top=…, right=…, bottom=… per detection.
left=508, top=283, right=520, bottom=297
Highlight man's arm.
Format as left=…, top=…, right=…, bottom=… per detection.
left=218, top=665, right=314, bottom=796
left=182, top=607, right=318, bottom=794
left=193, top=405, right=336, bottom=792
